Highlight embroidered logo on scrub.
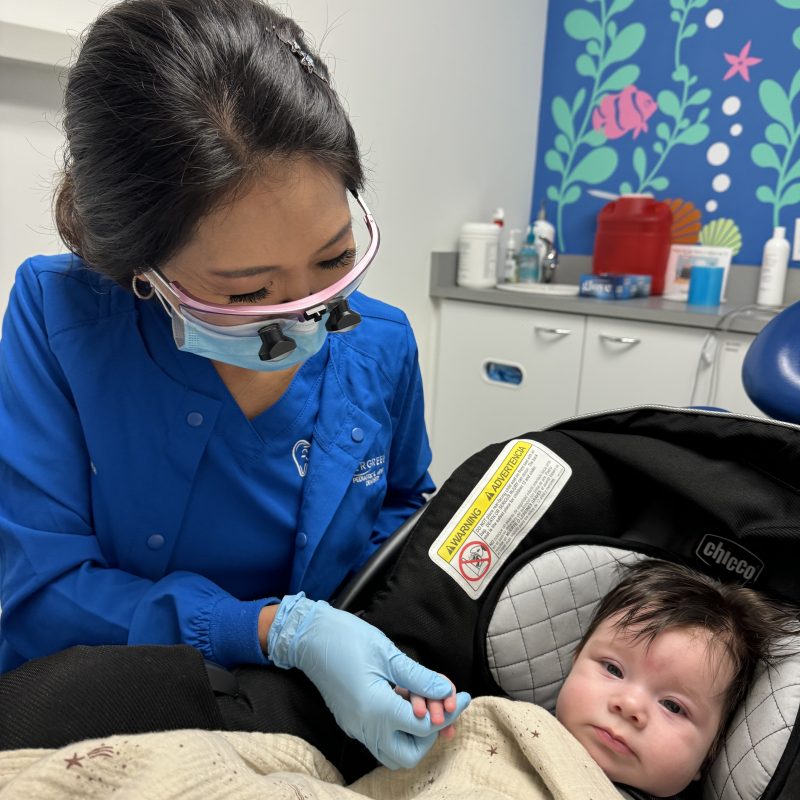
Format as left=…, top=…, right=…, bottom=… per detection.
left=353, top=453, right=385, bottom=487
left=292, top=439, right=311, bottom=477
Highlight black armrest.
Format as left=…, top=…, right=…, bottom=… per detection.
left=332, top=504, right=427, bottom=612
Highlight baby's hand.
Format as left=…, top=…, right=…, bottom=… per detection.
left=395, top=676, right=458, bottom=740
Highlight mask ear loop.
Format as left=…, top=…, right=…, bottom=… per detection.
left=132, top=275, right=155, bottom=300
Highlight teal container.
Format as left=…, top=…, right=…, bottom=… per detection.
left=516, top=227, right=540, bottom=283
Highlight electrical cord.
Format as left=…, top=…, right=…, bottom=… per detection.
left=688, top=304, right=781, bottom=407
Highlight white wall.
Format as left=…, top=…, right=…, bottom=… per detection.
left=283, top=0, right=547, bottom=396
left=0, top=1, right=112, bottom=34
left=0, top=58, right=67, bottom=307
left=0, top=0, right=548, bottom=418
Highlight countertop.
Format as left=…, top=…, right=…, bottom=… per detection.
left=429, top=253, right=780, bottom=336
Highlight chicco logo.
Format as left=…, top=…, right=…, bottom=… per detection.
left=695, top=534, right=764, bottom=583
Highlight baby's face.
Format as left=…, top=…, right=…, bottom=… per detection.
left=555, top=617, right=733, bottom=797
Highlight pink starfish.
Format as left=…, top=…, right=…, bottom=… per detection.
left=723, top=40, right=762, bottom=82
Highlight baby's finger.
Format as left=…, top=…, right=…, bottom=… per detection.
left=397, top=688, right=428, bottom=719
left=423, top=696, right=445, bottom=725
left=437, top=676, right=458, bottom=716
left=396, top=673, right=458, bottom=724
left=438, top=724, right=455, bottom=740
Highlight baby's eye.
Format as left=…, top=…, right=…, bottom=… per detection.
left=661, top=699, right=684, bottom=715
left=602, top=661, right=623, bottom=678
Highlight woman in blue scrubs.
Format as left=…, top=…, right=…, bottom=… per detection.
left=0, top=0, right=468, bottom=775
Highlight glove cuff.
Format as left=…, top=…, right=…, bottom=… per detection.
left=267, top=592, right=317, bottom=669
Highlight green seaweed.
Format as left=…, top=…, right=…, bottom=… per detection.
left=544, top=0, right=644, bottom=251
left=622, top=0, right=711, bottom=196
left=752, top=15, right=800, bottom=228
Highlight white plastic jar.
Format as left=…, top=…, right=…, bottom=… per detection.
left=457, top=223, right=500, bottom=288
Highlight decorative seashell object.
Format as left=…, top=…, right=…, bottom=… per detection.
left=699, top=218, right=742, bottom=256
left=664, top=198, right=702, bottom=244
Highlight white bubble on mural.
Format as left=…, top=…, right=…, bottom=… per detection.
left=706, top=9, right=724, bottom=29
left=730, top=123, right=743, bottom=136
left=707, top=142, right=730, bottom=166
left=706, top=200, right=719, bottom=213
left=712, top=174, right=731, bottom=192
left=722, top=96, right=741, bottom=116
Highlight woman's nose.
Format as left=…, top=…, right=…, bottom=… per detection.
left=277, top=270, right=315, bottom=304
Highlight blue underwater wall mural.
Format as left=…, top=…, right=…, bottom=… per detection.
left=531, top=0, right=800, bottom=266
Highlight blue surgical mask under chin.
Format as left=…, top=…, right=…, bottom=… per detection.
left=170, top=309, right=329, bottom=372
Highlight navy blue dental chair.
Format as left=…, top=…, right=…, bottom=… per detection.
left=742, top=300, right=800, bottom=423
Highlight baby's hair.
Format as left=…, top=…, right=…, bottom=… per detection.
left=576, top=559, right=799, bottom=764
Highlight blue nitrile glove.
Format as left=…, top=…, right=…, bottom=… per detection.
left=268, top=593, right=471, bottom=770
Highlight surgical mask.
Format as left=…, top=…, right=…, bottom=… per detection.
left=170, top=307, right=329, bottom=371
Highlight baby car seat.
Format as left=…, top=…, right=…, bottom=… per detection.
left=336, top=406, right=800, bottom=800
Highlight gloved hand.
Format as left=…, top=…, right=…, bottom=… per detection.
left=268, top=593, right=471, bottom=770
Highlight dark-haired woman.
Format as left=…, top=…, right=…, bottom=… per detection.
left=0, top=0, right=468, bottom=774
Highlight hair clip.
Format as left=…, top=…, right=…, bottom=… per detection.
left=272, top=25, right=329, bottom=84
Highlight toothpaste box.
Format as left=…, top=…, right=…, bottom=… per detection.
left=579, top=273, right=652, bottom=300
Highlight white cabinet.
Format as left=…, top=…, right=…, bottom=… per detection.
left=430, top=300, right=764, bottom=484
left=577, top=317, right=708, bottom=414
left=430, top=301, right=584, bottom=483
left=694, top=331, right=764, bottom=418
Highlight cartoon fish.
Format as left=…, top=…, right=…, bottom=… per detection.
left=592, top=85, right=658, bottom=140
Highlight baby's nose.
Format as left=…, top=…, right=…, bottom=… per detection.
left=610, top=691, right=647, bottom=726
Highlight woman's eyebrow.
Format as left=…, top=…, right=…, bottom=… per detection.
left=209, top=221, right=353, bottom=279
left=312, top=220, right=352, bottom=255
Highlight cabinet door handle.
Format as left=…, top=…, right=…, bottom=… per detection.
left=535, top=326, right=572, bottom=336
left=599, top=334, right=641, bottom=345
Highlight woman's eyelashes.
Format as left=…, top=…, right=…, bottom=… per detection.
left=223, top=248, right=356, bottom=303
left=229, top=287, right=270, bottom=304
left=319, top=247, right=356, bottom=270
left=226, top=249, right=357, bottom=303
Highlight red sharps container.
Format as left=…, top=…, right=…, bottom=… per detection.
left=592, top=195, right=673, bottom=295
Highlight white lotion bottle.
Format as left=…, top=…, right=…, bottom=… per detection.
left=757, top=226, right=790, bottom=306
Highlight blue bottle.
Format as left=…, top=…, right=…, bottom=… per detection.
left=516, top=226, right=540, bottom=283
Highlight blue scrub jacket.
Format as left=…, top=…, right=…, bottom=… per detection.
left=0, top=255, right=435, bottom=672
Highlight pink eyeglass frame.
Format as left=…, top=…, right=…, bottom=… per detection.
left=145, top=190, right=379, bottom=321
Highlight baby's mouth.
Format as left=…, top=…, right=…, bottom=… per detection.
left=592, top=725, right=635, bottom=756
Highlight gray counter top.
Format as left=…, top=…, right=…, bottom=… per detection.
left=429, top=253, right=783, bottom=335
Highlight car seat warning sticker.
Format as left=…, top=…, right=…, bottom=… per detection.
left=428, top=439, right=571, bottom=598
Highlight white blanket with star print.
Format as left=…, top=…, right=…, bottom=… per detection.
left=0, top=696, right=624, bottom=799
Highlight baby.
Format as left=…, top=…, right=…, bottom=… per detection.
left=556, top=559, right=798, bottom=797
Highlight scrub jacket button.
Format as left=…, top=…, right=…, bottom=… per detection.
left=296, top=531, right=308, bottom=549
left=147, top=534, right=165, bottom=550
left=351, top=427, right=364, bottom=443
left=186, top=412, right=204, bottom=427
